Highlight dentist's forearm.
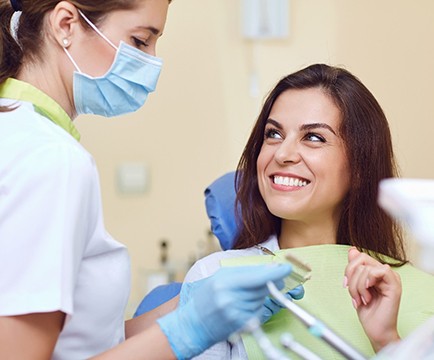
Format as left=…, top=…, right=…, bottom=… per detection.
left=125, top=295, right=179, bottom=338
left=92, top=322, right=177, bottom=360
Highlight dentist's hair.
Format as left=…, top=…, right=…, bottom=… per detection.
left=0, top=0, right=171, bottom=112
left=234, top=63, right=406, bottom=264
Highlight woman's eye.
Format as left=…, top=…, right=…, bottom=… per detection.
left=132, top=37, right=149, bottom=48
left=264, top=128, right=282, bottom=140
left=305, top=133, right=325, bottom=142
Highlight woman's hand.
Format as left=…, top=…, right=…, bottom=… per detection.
left=344, top=247, right=402, bottom=352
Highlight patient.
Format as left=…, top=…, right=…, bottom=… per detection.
left=184, top=64, right=434, bottom=359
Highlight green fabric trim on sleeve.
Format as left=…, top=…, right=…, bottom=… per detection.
left=0, top=78, right=80, bottom=141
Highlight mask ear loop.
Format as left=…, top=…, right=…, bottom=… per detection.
left=63, top=9, right=118, bottom=74
left=77, top=10, right=118, bottom=51
left=63, top=44, right=82, bottom=73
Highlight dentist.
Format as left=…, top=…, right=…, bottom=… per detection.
left=0, top=0, right=296, bottom=359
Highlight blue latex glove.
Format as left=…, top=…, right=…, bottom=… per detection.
left=260, top=285, right=305, bottom=324
left=180, top=279, right=304, bottom=325
left=157, top=264, right=292, bottom=360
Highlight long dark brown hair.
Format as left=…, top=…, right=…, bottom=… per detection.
left=234, top=64, right=407, bottom=264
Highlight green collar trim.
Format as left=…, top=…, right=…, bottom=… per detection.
left=0, top=78, right=80, bottom=141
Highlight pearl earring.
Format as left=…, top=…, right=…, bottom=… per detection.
left=62, top=38, right=69, bottom=47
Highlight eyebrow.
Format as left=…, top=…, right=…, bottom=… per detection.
left=301, top=122, right=337, bottom=136
left=136, top=26, right=163, bottom=37
left=266, top=119, right=337, bottom=136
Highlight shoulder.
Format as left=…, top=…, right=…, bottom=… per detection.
left=396, top=263, right=434, bottom=286
left=1, top=105, right=95, bottom=183
left=13, top=140, right=96, bottom=190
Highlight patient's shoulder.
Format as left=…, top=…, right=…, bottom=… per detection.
left=183, top=238, right=277, bottom=282
left=183, top=248, right=256, bottom=282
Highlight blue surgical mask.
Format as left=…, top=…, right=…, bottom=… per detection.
left=63, top=11, right=163, bottom=117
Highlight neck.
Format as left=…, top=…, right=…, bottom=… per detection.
left=17, top=56, right=76, bottom=119
left=279, top=216, right=339, bottom=249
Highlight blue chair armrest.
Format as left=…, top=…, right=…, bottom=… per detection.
left=133, top=282, right=182, bottom=317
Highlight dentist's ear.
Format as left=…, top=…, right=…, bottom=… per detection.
left=48, top=1, right=81, bottom=49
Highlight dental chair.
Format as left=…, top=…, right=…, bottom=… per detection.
left=133, top=171, right=238, bottom=317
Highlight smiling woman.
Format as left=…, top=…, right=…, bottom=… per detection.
left=256, top=87, right=350, bottom=239
left=235, top=64, right=404, bottom=258
left=182, top=64, right=426, bottom=359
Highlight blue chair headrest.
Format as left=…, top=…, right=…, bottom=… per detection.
left=204, top=171, right=239, bottom=250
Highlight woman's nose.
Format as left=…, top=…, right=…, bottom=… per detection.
left=146, top=45, right=157, bottom=57
left=274, top=139, right=302, bottom=165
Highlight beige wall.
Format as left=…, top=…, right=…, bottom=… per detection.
left=75, top=1, right=434, bottom=315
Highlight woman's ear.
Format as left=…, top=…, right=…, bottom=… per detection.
left=48, top=1, right=81, bottom=49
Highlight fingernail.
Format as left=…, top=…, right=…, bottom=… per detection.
left=352, top=298, right=358, bottom=309
left=361, top=296, right=367, bottom=306
left=343, top=276, right=348, bottom=288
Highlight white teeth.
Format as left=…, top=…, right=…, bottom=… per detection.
left=273, top=176, right=308, bottom=187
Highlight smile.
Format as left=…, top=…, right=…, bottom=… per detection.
left=273, top=176, right=309, bottom=187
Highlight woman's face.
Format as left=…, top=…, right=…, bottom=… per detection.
left=72, top=0, right=168, bottom=76
left=256, top=87, right=351, bottom=224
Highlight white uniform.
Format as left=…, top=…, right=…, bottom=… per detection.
left=0, top=79, right=130, bottom=359
left=184, top=236, right=280, bottom=360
